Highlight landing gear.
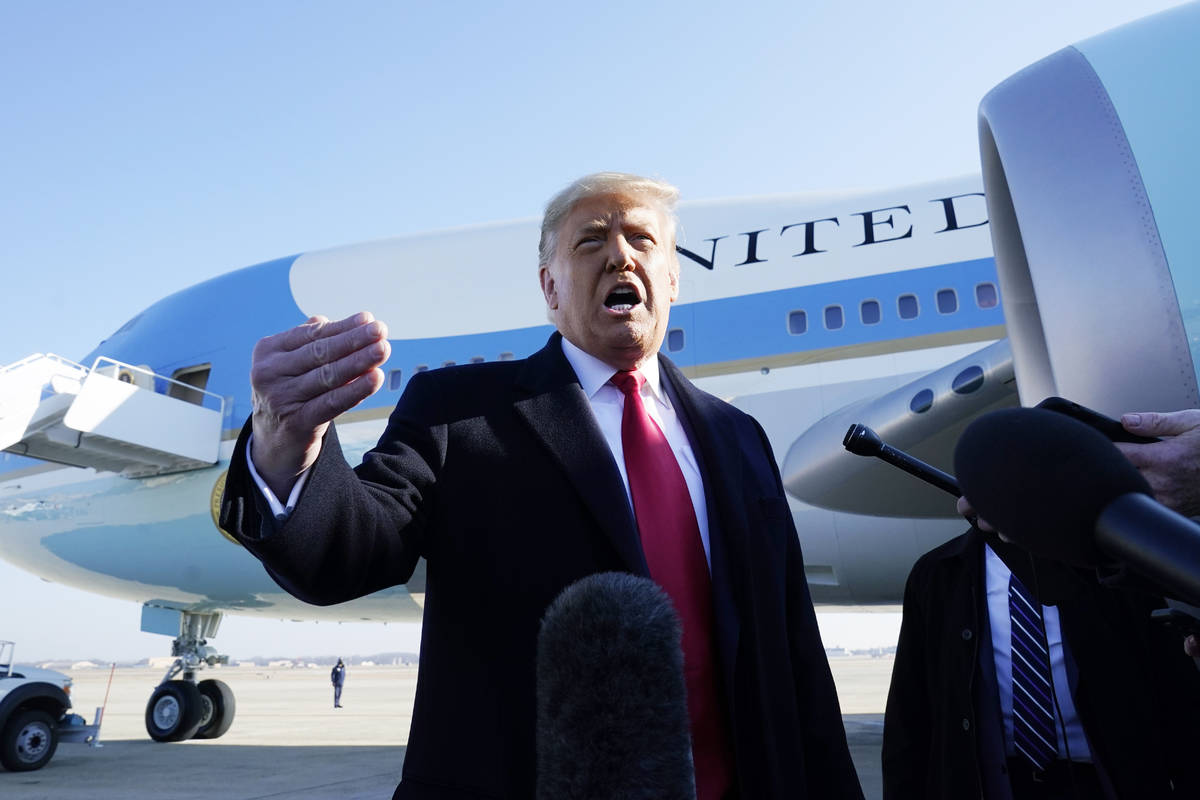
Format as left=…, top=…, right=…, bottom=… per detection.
left=143, top=610, right=236, bottom=742
left=145, top=681, right=203, bottom=742
left=194, top=679, right=235, bottom=739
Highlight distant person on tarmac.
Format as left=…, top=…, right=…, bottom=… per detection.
left=331, top=658, right=345, bottom=708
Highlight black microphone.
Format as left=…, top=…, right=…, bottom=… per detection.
left=954, top=407, right=1200, bottom=606
left=536, top=572, right=695, bottom=800
left=843, top=423, right=961, bottom=496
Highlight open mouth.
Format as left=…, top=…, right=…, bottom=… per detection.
left=604, top=286, right=641, bottom=313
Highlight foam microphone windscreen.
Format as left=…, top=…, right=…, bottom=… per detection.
left=954, top=407, right=1152, bottom=565
left=536, top=571, right=695, bottom=800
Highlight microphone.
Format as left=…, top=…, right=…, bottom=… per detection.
left=843, top=423, right=961, bottom=496
left=536, top=572, right=695, bottom=800
left=954, top=407, right=1200, bottom=606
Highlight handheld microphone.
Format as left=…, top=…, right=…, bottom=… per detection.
left=954, top=407, right=1200, bottom=606
left=536, top=572, right=695, bottom=800
left=843, top=423, right=961, bottom=497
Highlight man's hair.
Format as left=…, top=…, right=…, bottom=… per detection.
left=538, top=172, right=679, bottom=267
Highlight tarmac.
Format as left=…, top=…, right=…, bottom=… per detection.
left=1, top=657, right=891, bottom=799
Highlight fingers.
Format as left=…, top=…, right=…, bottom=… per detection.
left=284, top=369, right=386, bottom=433
left=1121, top=409, right=1200, bottom=437
left=250, top=310, right=389, bottom=446
left=956, top=496, right=995, bottom=532
left=253, top=313, right=388, bottom=399
left=955, top=496, right=974, bottom=518
left=256, top=314, right=388, bottom=376
left=1186, top=634, right=1200, bottom=659
left=261, top=312, right=377, bottom=356
left=285, top=337, right=390, bottom=401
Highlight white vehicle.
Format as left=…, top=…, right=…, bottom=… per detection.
left=0, top=641, right=102, bottom=771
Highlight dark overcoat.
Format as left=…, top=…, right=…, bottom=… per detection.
left=882, top=528, right=1200, bottom=800
left=221, top=333, right=862, bottom=800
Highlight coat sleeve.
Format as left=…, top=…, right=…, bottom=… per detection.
left=746, top=418, right=865, bottom=798
left=220, top=371, right=446, bottom=606
left=881, top=564, right=931, bottom=800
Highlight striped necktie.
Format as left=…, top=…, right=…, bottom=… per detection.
left=1009, top=572, right=1058, bottom=771
left=610, top=369, right=733, bottom=800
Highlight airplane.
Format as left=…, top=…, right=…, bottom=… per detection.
left=1, top=1, right=1197, bottom=745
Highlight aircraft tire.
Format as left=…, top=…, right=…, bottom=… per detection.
left=145, top=680, right=204, bottom=742
left=193, top=678, right=236, bottom=739
left=0, top=709, right=59, bottom=771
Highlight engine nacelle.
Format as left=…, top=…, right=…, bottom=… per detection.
left=978, top=2, right=1200, bottom=416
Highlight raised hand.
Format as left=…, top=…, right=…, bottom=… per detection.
left=249, top=312, right=390, bottom=498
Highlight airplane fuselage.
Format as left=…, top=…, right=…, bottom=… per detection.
left=0, top=175, right=998, bottom=622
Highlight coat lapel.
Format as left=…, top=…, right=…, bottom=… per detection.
left=513, top=334, right=649, bottom=576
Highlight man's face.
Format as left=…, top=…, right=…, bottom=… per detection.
left=539, top=192, right=679, bottom=370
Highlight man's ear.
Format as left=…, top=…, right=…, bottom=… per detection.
left=539, top=265, right=558, bottom=310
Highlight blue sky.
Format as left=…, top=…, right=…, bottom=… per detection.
left=0, top=0, right=1188, bottom=661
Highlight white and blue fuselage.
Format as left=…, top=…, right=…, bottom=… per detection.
left=0, top=176, right=1001, bottom=622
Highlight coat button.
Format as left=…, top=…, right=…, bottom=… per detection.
left=962, top=718, right=971, bottom=731
left=962, top=628, right=973, bottom=640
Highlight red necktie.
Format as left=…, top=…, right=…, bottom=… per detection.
left=610, top=369, right=733, bottom=800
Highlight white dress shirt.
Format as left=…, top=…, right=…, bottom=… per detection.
left=985, top=544, right=1092, bottom=762
left=248, top=338, right=712, bottom=568
left=560, top=337, right=712, bottom=568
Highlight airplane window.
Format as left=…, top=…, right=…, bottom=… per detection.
left=498, top=352, right=514, bottom=361
left=860, top=300, right=881, bottom=325
left=787, top=310, right=807, bottom=335
left=415, top=365, right=429, bottom=373
left=909, top=389, right=934, bottom=414
left=952, top=366, right=985, bottom=394
left=442, top=361, right=456, bottom=368
left=936, top=289, right=958, bottom=314
left=470, top=356, right=485, bottom=364
left=975, top=282, right=999, bottom=308
left=667, top=328, right=685, bottom=351
left=898, top=294, right=919, bottom=320
left=389, top=369, right=403, bottom=390
left=824, top=305, right=844, bottom=330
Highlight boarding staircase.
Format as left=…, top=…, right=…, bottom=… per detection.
left=0, top=354, right=225, bottom=477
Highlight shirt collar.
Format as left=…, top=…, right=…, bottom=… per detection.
left=985, top=542, right=1010, bottom=591
left=560, top=336, right=665, bottom=404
